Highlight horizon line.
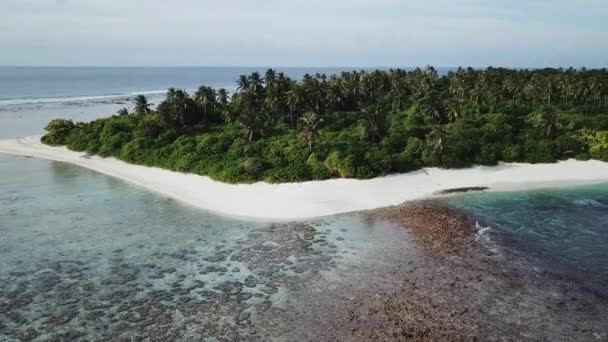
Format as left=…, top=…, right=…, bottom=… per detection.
left=1, top=64, right=605, bottom=70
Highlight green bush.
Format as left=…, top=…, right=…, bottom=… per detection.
left=243, top=158, right=265, bottom=178
left=355, top=165, right=376, bottom=179
left=588, top=131, right=608, bottom=161
left=502, top=144, right=522, bottom=162
left=475, top=144, right=500, bottom=165
left=522, top=140, right=555, bottom=163
left=42, top=119, right=75, bottom=146
left=555, top=134, right=584, bottom=159
left=365, top=147, right=392, bottom=174
left=307, top=153, right=330, bottom=180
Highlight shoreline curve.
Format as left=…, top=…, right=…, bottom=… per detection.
left=1, top=136, right=608, bottom=220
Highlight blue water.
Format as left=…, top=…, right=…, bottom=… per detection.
left=438, top=184, right=608, bottom=287
left=0, top=66, right=457, bottom=106
left=0, top=67, right=370, bottom=106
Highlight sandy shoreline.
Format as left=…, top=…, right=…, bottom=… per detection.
left=1, top=136, right=608, bottom=220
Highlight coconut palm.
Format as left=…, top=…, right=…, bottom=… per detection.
left=194, top=86, right=217, bottom=124
left=248, top=72, right=265, bottom=96
left=217, top=88, right=230, bottom=106
left=236, top=92, right=263, bottom=141
left=286, top=88, right=302, bottom=128
left=157, top=89, right=197, bottom=127
left=358, top=105, right=387, bottom=143
left=299, top=112, right=324, bottom=153
left=426, top=126, right=446, bottom=156
left=530, top=107, right=562, bottom=139
left=117, top=108, right=129, bottom=116
left=133, top=95, right=151, bottom=115
left=236, top=75, right=249, bottom=92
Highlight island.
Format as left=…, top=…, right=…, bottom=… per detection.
left=40, top=67, right=608, bottom=183
left=1, top=67, right=608, bottom=219
left=1, top=67, right=608, bottom=340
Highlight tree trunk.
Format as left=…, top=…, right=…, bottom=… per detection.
left=289, top=110, right=294, bottom=128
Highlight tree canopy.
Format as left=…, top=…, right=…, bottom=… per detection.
left=42, top=67, right=608, bottom=183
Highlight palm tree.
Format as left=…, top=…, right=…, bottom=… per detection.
left=426, top=126, right=446, bottom=156
left=530, top=107, right=562, bottom=139
left=248, top=72, right=265, bottom=96
left=217, top=88, right=230, bottom=106
left=302, top=74, right=323, bottom=114
left=237, top=75, right=249, bottom=92
left=194, top=86, right=217, bottom=124
left=263, top=90, right=279, bottom=125
left=265, top=69, right=277, bottom=88
left=236, top=92, right=263, bottom=141
left=133, top=95, right=151, bottom=115
left=358, top=105, right=387, bottom=143
left=216, top=88, right=232, bottom=122
left=117, top=108, right=129, bottom=116
left=286, top=88, right=302, bottom=128
left=299, top=112, right=323, bottom=153
left=157, top=89, right=197, bottom=127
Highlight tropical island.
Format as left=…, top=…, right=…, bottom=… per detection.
left=40, top=67, right=608, bottom=184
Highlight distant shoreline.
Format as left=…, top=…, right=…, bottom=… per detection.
left=1, top=136, right=608, bottom=220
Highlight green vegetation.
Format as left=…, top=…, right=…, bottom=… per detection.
left=42, top=67, right=608, bottom=183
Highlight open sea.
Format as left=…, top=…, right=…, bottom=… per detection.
left=0, top=67, right=607, bottom=340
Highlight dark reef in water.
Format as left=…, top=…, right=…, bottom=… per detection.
left=1, top=193, right=607, bottom=341
left=438, top=186, right=489, bottom=195
left=353, top=202, right=608, bottom=341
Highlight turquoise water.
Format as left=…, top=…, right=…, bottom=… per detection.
left=438, top=184, right=608, bottom=288
left=0, top=154, right=410, bottom=341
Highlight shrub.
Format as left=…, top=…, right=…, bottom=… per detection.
left=475, top=144, right=501, bottom=165
left=365, top=147, right=392, bottom=174
left=355, top=165, right=376, bottom=179
left=502, top=144, right=522, bottom=162
left=555, top=134, right=584, bottom=159
left=522, top=140, right=555, bottom=163
left=42, top=119, right=75, bottom=145
left=588, top=131, right=608, bottom=161
left=307, top=153, right=330, bottom=180
left=243, top=158, right=264, bottom=178
left=323, top=151, right=342, bottom=177
left=264, top=162, right=310, bottom=183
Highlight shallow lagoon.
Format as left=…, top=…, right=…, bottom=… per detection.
left=0, top=154, right=414, bottom=341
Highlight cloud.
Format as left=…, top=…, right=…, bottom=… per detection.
left=0, top=0, right=606, bottom=66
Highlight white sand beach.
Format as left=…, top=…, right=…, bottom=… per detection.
left=1, top=136, right=608, bottom=220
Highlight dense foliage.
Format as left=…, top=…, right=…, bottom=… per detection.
left=42, top=67, right=608, bottom=183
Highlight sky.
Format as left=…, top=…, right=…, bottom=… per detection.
left=1, top=0, right=607, bottom=67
